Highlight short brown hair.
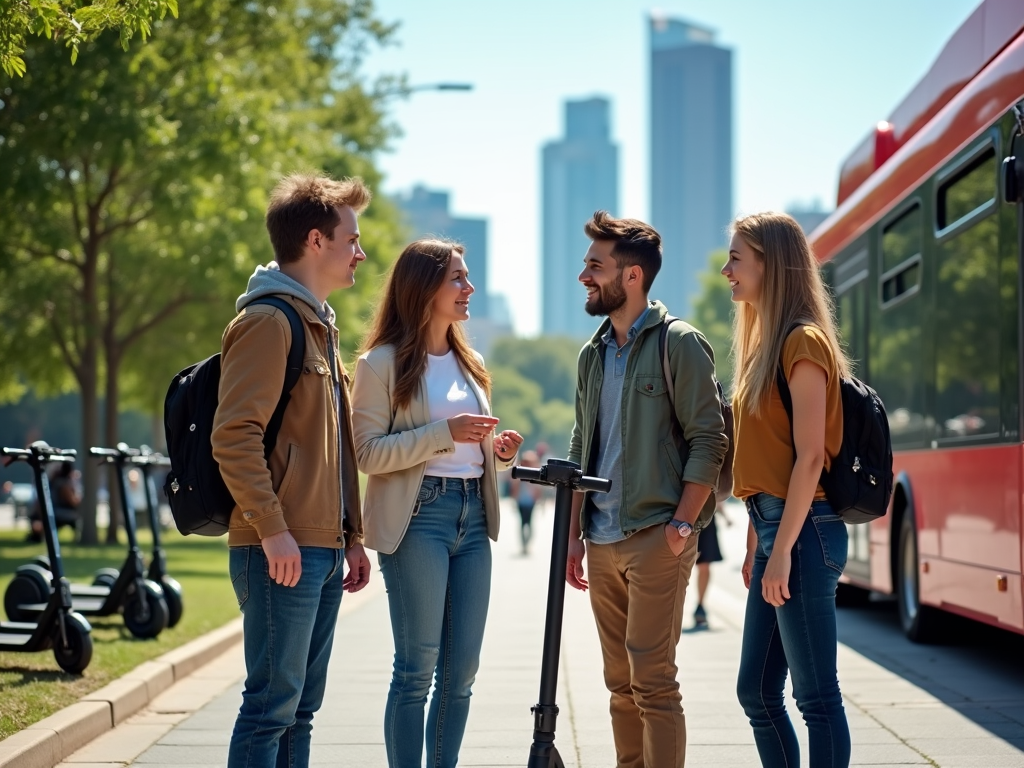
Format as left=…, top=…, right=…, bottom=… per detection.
left=265, top=173, right=372, bottom=264
left=583, top=211, right=662, bottom=292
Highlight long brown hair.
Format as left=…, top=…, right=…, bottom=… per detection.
left=730, top=212, right=850, bottom=415
left=361, top=238, right=492, bottom=410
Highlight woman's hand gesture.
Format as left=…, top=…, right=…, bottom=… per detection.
left=493, top=430, right=523, bottom=461
left=447, top=413, right=500, bottom=443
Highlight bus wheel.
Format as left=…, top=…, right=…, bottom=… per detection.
left=897, top=512, right=943, bottom=643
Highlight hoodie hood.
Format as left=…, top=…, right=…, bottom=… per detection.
left=236, top=262, right=336, bottom=326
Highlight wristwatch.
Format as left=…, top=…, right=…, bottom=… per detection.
left=667, top=519, right=693, bottom=538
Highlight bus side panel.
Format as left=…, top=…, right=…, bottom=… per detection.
left=921, top=558, right=1024, bottom=633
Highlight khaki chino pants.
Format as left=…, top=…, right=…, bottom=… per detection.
left=587, top=524, right=699, bottom=768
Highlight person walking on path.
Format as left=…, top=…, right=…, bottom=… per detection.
left=351, top=238, right=523, bottom=768
left=564, top=211, right=728, bottom=768
left=212, top=173, right=373, bottom=768
left=724, top=212, right=852, bottom=768
left=508, top=448, right=543, bottom=554
left=692, top=503, right=727, bottom=630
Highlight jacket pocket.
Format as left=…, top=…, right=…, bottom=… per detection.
left=635, top=375, right=667, bottom=398
left=660, top=439, right=682, bottom=483
left=276, top=443, right=300, bottom=509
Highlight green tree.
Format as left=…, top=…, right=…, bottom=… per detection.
left=490, top=336, right=581, bottom=403
left=687, top=250, right=735, bottom=389
left=0, top=0, right=178, bottom=77
left=0, top=0, right=404, bottom=542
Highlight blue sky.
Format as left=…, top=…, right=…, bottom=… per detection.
left=365, top=0, right=980, bottom=336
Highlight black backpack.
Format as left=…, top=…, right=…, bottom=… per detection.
left=163, top=296, right=306, bottom=536
left=775, top=341, right=894, bottom=524
left=659, top=317, right=735, bottom=505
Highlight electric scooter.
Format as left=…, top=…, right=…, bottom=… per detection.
left=0, top=442, right=93, bottom=673
left=134, top=447, right=183, bottom=627
left=4, top=445, right=170, bottom=639
left=511, top=458, right=611, bottom=768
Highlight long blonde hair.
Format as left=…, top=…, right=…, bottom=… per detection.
left=361, top=238, right=491, bottom=410
left=730, top=212, right=849, bottom=414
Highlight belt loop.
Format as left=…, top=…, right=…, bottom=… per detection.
left=440, top=477, right=447, bottom=495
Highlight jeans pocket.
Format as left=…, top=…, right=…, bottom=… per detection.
left=811, top=515, right=849, bottom=574
left=229, top=547, right=250, bottom=609
left=748, top=495, right=783, bottom=558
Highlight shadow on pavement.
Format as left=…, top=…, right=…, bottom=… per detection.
left=837, top=598, right=1024, bottom=742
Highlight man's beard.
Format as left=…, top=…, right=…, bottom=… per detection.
left=585, top=272, right=627, bottom=317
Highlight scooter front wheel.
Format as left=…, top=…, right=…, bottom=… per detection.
left=122, top=580, right=169, bottom=639
left=92, top=568, right=120, bottom=589
left=53, top=612, right=93, bottom=674
left=4, top=564, right=51, bottom=622
left=161, top=577, right=183, bottom=628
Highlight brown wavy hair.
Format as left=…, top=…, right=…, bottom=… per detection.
left=730, top=212, right=850, bottom=415
left=361, top=238, right=492, bottom=410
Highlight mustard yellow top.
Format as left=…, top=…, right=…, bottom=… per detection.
left=732, top=325, right=843, bottom=501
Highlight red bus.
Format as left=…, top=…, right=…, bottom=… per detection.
left=810, top=0, right=1024, bottom=642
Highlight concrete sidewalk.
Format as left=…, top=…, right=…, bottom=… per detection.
left=57, top=499, right=1024, bottom=767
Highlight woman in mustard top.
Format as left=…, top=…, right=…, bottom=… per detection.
left=722, top=212, right=852, bottom=768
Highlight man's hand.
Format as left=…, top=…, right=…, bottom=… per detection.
left=343, top=543, right=371, bottom=593
left=663, top=524, right=690, bottom=557
left=262, top=530, right=302, bottom=587
left=566, top=538, right=588, bottom=591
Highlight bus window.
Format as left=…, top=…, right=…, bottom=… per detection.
left=835, top=249, right=869, bottom=379
left=933, top=150, right=1000, bottom=441
left=875, top=203, right=927, bottom=447
left=936, top=147, right=996, bottom=231
left=881, top=204, right=922, bottom=305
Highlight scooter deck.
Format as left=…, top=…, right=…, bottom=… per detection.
left=16, top=597, right=105, bottom=614
left=67, top=585, right=110, bottom=598
left=0, top=628, right=36, bottom=644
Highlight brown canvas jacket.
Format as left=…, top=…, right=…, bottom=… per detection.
left=211, top=296, right=363, bottom=549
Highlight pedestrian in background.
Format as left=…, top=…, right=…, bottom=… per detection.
left=351, top=238, right=523, bottom=768
left=508, top=448, right=543, bottom=555
left=723, top=211, right=851, bottom=768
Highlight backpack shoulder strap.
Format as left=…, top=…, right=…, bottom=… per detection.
left=249, top=296, right=307, bottom=459
left=660, top=315, right=680, bottom=409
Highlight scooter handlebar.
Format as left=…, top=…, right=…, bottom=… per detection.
left=510, top=466, right=543, bottom=482
left=578, top=475, right=612, bottom=494
left=90, top=443, right=141, bottom=461
left=2, top=443, right=77, bottom=465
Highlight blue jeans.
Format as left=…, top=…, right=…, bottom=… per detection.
left=378, top=476, right=492, bottom=768
left=737, top=493, right=851, bottom=768
left=227, top=546, right=345, bottom=768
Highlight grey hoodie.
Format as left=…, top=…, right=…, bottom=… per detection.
left=236, top=262, right=347, bottom=525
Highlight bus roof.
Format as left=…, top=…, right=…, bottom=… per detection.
left=812, top=0, right=1024, bottom=262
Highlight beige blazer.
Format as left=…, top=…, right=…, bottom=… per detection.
left=351, top=344, right=513, bottom=554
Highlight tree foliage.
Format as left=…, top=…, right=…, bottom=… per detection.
left=0, top=0, right=179, bottom=77
left=687, top=250, right=735, bottom=389
left=489, top=336, right=581, bottom=459
left=0, top=0, right=405, bottom=541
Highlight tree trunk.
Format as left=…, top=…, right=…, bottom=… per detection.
left=104, top=354, right=122, bottom=544
left=78, top=346, right=100, bottom=545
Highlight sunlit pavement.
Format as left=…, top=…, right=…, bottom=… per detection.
left=55, top=498, right=1024, bottom=767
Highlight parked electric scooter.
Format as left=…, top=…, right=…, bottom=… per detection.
left=4, top=445, right=170, bottom=639
left=511, top=458, right=611, bottom=768
left=134, top=446, right=183, bottom=627
left=0, top=442, right=93, bottom=673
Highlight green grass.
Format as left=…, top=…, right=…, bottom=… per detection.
left=0, top=527, right=236, bottom=740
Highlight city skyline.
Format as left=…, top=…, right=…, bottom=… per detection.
left=541, top=97, right=619, bottom=339
left=649, top=15, right=733, bottom=319
left=367, top=0, right=980, bottom=336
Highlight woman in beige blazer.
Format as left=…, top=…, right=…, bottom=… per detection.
left=351, top=238, right=522, bottom=768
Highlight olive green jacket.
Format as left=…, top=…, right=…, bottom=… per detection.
left=567, top=300, right=728, bottom=536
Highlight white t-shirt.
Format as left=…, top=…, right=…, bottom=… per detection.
left=424, top=351, right=485, bottom=478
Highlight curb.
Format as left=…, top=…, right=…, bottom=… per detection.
left=0, top=617, right=242, bottom=768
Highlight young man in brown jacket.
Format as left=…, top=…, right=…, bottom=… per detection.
left=212, top=173, right=372, bottom=768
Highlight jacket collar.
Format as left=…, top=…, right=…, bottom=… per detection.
left=587, top=299, right=669, bottom=349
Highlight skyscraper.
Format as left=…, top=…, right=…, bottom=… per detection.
left=649, top=15, right=733, bottom=318
left=542, top=96, right=619, bottom=339
left=396, top=185, right=490, bottom=321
